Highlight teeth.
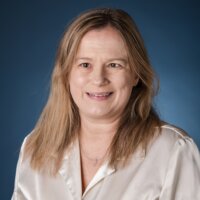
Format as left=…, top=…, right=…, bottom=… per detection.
left=88, top=92, right=111, bottom=97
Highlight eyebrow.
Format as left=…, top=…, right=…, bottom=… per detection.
left=75, top=57, right=128, bottom=63
left=75, top=57, right=93, bottom=61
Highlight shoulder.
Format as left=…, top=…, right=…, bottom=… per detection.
left=154, top=124, right=195, bottom=148
left=160, top=124, right=189, bottom=140
left=20, top=131, right=34, bottom=153
left=156, top=125, right=200, bottom=199
left=148, top=124, right=200, bottom=160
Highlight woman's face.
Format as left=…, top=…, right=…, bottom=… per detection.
left=69, top=26, right=138, bottom=122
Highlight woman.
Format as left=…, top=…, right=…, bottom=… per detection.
left=12, top=8, right=200, bottom=200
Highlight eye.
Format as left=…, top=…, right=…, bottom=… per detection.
left=109, top=63, right=122, bottom=68
left=79, top=63, right=90, bottom=68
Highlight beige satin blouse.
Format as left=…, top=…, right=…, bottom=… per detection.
left=12, top=125, right=200, bottom=200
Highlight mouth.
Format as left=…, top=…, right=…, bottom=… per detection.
left=86, top=92, right=113, bottom=100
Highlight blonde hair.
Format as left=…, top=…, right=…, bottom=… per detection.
left=25, top=8, right=161, bottom=174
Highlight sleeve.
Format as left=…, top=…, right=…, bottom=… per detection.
left=159, top=137, right=200, bottom=200
left=11, top=136, right=28, bottom=200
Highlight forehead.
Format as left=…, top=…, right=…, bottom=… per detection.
left=76, top=26, right=128, bottom=58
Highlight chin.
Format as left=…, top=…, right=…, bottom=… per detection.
left=84, top=110, right=110, bottom=119
left=88, top=112, right=109, bottom=118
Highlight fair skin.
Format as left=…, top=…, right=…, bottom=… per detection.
left=69, top=26, right=138, bottom=192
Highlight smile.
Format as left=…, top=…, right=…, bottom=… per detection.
left=86, top=92, right=113, bottom=100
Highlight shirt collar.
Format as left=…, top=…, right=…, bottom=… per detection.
left=59, top=138, right=116, bottom=198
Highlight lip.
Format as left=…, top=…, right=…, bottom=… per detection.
left=86, top=92, right=113, bottom=101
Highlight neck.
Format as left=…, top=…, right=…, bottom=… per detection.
left=80, top=116, right=119, bottom=141
left=79, top=116, right=119, bottom=191
left=79, top=116, right=119, bottom=157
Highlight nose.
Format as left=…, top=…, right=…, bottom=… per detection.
left=90, top=65, right=109, bottom=86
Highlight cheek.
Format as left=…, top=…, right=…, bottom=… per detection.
left=114, top=74, right=133, bottom=91
left=69, top=71, right=87, bottom=98
left=70, top=71, right=86, bottom=87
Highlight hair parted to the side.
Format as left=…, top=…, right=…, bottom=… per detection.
left=24, top=8, right=161, bottom=174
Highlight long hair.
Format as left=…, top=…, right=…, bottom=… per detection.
left=24, top=8, right=161, bottom=174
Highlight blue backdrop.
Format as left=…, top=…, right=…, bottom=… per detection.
left=1, top=0, right=199, bottom=199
